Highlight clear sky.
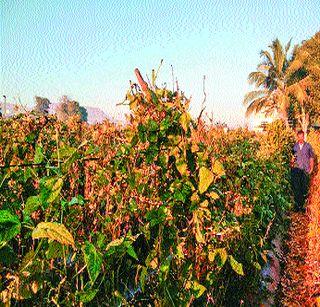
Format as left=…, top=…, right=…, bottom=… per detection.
left=1, top=0, right=319, bottom=126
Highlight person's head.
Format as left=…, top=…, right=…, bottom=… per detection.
left=297, top=130, right=305, bottom=143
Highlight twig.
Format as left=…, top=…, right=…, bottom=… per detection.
left=171, top=64, right=175, bottom=92
left=263, top=215, right=275, bottom=242
left=197, top=75, right=207, bottom=125
left=154, top=59, right=163, bottom=87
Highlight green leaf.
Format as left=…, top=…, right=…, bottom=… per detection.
left=23, top=167, right=33, bottom=182
left=229, top=255, right=244, bottom=275
left=186, top=280, right=206, bottom=298
left=69, top=196, right=85, bottom=205
left=208, top=248, right=228, bottom=267
left=198, top=167, right=214, bottom=194
left=212, top=159, right=225, bottom=177
left=32, top=222, right=75, bottom=248
left=0, top=210, right=21, bottom=247
left=253, top=261, right=262, bottom=270
left=140, top=266, right=148, bottom=292
left=41, top=177, right=64, bottom=204
left=126, top=245, right=138, bottom=260
left=148, top=119, right=158, bottom=132
left=159, top=254, right=171, bottom=281
left=146, top=207, right=166, bottom=227
left=0, top=210, right=18, bottom=225
left=176, top=160, right=187, bottom=176
left=47, top=178, right=63, bottom=203
left=105, top=238, right=124, bottom=250
left=160, top=255, right=172, bottom=274
left=148, top=131, right=158, bottom=143
left=77, top=288, right=99, bottom=303
left=138, top=124, right=146, bottom=143
left=82, top=241, right=103, bottom=284
left=179, top=112, right=191, bottom=132
left=34, top=145, right=44, bottom=163
left=24, top=196, right=41, bottom=216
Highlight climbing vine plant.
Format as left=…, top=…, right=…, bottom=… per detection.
left=0, top=68, right=293, bottom=305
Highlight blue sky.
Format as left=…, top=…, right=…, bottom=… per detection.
left=1, top=0, right=319, bottom=125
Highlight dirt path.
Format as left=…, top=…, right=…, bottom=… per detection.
left=280, top=169, right=320, bottom=306
left=280, top=211, right=309, bottom=305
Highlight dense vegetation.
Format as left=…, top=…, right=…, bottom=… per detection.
left=0, top=71, right=296, bottom=305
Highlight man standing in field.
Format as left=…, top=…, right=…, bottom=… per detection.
left=291, top=130, right=315, bottom=212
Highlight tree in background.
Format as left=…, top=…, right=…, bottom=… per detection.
left=287, top=31, right=320, bottom=134
left=34, top=96, right=51, bottom=116
left=55, top=95, right=87, bottom=122
left=79, top=106, right=88, bottom=122
left=244, top=33, right=320, bottom=133
left=243, top=38, right=308, bottom=128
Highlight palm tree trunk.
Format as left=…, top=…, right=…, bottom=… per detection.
left=284, top=116, right=290, bottom=129
left=299, top=105, right=309, bottom=139
left=278, top=108, right=290, bottom=129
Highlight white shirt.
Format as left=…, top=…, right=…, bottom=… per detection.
left=299, top=143, right=304, bottom=150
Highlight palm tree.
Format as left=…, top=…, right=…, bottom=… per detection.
left=243, top=38, right=300, bottom=127
left=286, top=73, right=311, bottom=135
left=285, top=32, right=320, bottom=135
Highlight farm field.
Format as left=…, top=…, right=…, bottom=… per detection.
left=1, top=70, right=319, bottom=305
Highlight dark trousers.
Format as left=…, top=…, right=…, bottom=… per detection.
left=291, top=167, right=310, bottom=210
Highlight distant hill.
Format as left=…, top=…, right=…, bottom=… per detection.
left=49, top=103, right=109, bottom=124
left=1, top=102, right=109, bottom=124
left=85, top=106, right=109, bottom=124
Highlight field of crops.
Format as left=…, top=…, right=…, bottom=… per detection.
left=0, top=78, right=315, bottom=305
